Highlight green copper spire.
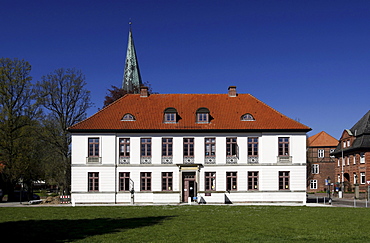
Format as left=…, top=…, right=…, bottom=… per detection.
left=122, top=22, right=142, bottom=93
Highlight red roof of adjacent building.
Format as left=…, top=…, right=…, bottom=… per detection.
left=308, top=131, right=338, bottom=147
left=68, top=91, right=311, bottom=132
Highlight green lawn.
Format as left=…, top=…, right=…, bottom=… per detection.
left=1, top=205, right=369, bottom=242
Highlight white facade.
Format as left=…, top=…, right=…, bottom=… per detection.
left=71, top=132, right=307, bottom=204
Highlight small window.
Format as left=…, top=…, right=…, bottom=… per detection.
left=196, top=107, right=211, bottom=123
left=241, top=113, right=255, bottom=121
left=312, top=164, right=319, bottom=174
left=310, top=179, right=317, bottom=189
left=122, top=113, right=135, bottom=121
left=164, top=108, right=178, bottom=123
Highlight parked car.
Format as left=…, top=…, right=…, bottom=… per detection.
left=8, top=191, right=40, bottom=202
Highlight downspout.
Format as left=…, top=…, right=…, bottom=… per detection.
left=115, top=134, right=117, bottom=204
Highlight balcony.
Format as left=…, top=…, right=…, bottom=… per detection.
left=247, top=156, right=259, bottom=164
left=119, top=156, right=130, bottom=164
left=183, top=156, right=194, bottom=164
left=140, top=156, right=152, bottom=164
left=86, top=157, right=101, bottom=164
left=162, top=156, right=173, bottom=164
left=226, top=156, right=238, bottom=164
left=277, top=156, right=292, bottom=164
left=205, top=156, right=216, bottom=164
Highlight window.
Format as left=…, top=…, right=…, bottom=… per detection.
left=347, top=140, right=350, bottom=147
left=119, top=138, right=130, bottom=157
left=226, top=172, right=237, bottom=191
left=248, top=137, right=258, bottom=156
left=205, top=138, right=216, bottom=156
left=162, top=172, right=173, bottom=191
left=141, top=138, right=151, bottom=157
left=141, top=172, right=151, bottom=191
left=360, top=153, right=365, bottom=163
left=164, top=107, right=177, bottom=123
left=226, top=138, right=238, bottom=157
left=330, top=149, right=335, bottom=158
left=310, top=180, right=317, bottom=189
left=241, top=113, right=255, bottom=121
left=360, top=172, right=366, bottom=184
left=183, top=138, right=194, bottom=157
left=119, top=172, right=130, bottom=191
left=248, top=171, right=258, bottom=190
left=279, top=171, right=290, bottom=190
left=196, top=107, right=210, bottom=123
left=121, top=113, right=135, bottom=121
left=162, top=138, right=173, bottom=156
left=205, top=172, right=216, bottom=191
left=278, top=137, right=289, bottom=156
left=88, top=138, right=99, bottom=157
left=312, top=164, right=319, bottom=174
left=88, top=172, right=99, bottom=192
left=354, top=173, right=358, bottom=184
left=318, top=149, right=324, bottom=158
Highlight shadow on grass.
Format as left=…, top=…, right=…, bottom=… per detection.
left=1, top=216, right=174, bottom=241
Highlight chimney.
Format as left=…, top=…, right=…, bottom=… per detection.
left=140, top=86, right=149, bottom=97
left=228, top=86, right=237, bottom=97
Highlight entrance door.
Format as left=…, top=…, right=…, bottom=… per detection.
left=182, top=172, right=196, bottom=202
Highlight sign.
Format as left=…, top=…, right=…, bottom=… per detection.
left=367, top=181, right=370, bottom=185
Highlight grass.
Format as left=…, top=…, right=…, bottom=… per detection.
left=1, top=205, right=370, bottom=242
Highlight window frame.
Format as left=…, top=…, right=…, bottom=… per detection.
left=162, top=138, right=173, bottom=157
left=119, top=172, right=130, bottom=191
left=141, top=138, right=152, bottom=157
left=162, top=172, right=173, bottom=191
left=226, top=172, right=237, bottom=191
left=119, top=138, right=130, bottom=157
left=278, top=137, right=289, bottom=156
left=312, top=164, right=319, bottom=174
left=279, top=171, right=290, bottom=190
left=226, top=137, right=238, bottom=157
left=140, top=172, right=152, bottom=191
left=248, top=171, right=259, bottom=190
left=248, top=137, right=258, bottom=156
left=310, top=179, right=317, bottom=189
left=205, top=138, right=216, bottom=156
left=205, top=172, right=216, bottom=191
left=183, top=138, right=194, bottom=157
left=88, top=172, right=99, bottom=192
left=88, top=138, right=100, bottom=157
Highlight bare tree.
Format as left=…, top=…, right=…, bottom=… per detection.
left=36, top=68, right=92, bottom=193
left=0, top=58, right=41, bottom=197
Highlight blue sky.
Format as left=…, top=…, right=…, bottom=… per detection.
left=2, top=0, right=370, bottom=139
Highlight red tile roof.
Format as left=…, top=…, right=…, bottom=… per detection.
left=68, top=93, right=311, bottom=132
left=308, top=131, right=338, bottom=147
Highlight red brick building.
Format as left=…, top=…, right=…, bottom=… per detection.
left=332, top=110, right=370, bottom=192
left=307, top=131, right=338, bottom=192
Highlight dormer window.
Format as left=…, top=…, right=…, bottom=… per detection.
left=121, top=113, right=135, bottom=121
left=164, top=107, right=178, bottom=123
left=241, top=113, right=255, bottom=121
left=196, top=107, right=211, bottom=123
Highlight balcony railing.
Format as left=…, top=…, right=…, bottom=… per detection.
left=86, top=157, right=101, bottom=164
left=277, top=156, right=292, bottom=164
left=183, top=156, right=194, bottom=164
left=247, top=156, right=259, bottom=164
left=205, top=156, right=216, bottom=164
left=119, top=156, right=130, bottom=164
left=162, top=156, right=173, bottom=164
left=226, top=156, right=238, bottom=164
left=140, top=156, right=152, bottom=164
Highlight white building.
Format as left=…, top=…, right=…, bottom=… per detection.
left=68, top=86, right=311, bottom=204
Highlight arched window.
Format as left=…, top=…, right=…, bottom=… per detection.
left=121, top=113, right=135, bottom=121
left=241, top=113, right=255, bottom=121
left=196, top=107, right=210, bottom=123
left=164, top=107, right=178, bottom=123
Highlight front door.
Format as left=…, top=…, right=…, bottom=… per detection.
left=182, top=172, right=196, bottom=202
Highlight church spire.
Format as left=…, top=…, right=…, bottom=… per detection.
left=122, top=21, right=142, bottom=93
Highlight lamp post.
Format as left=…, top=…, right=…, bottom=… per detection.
left=327, top=176, right=332, bottom=205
